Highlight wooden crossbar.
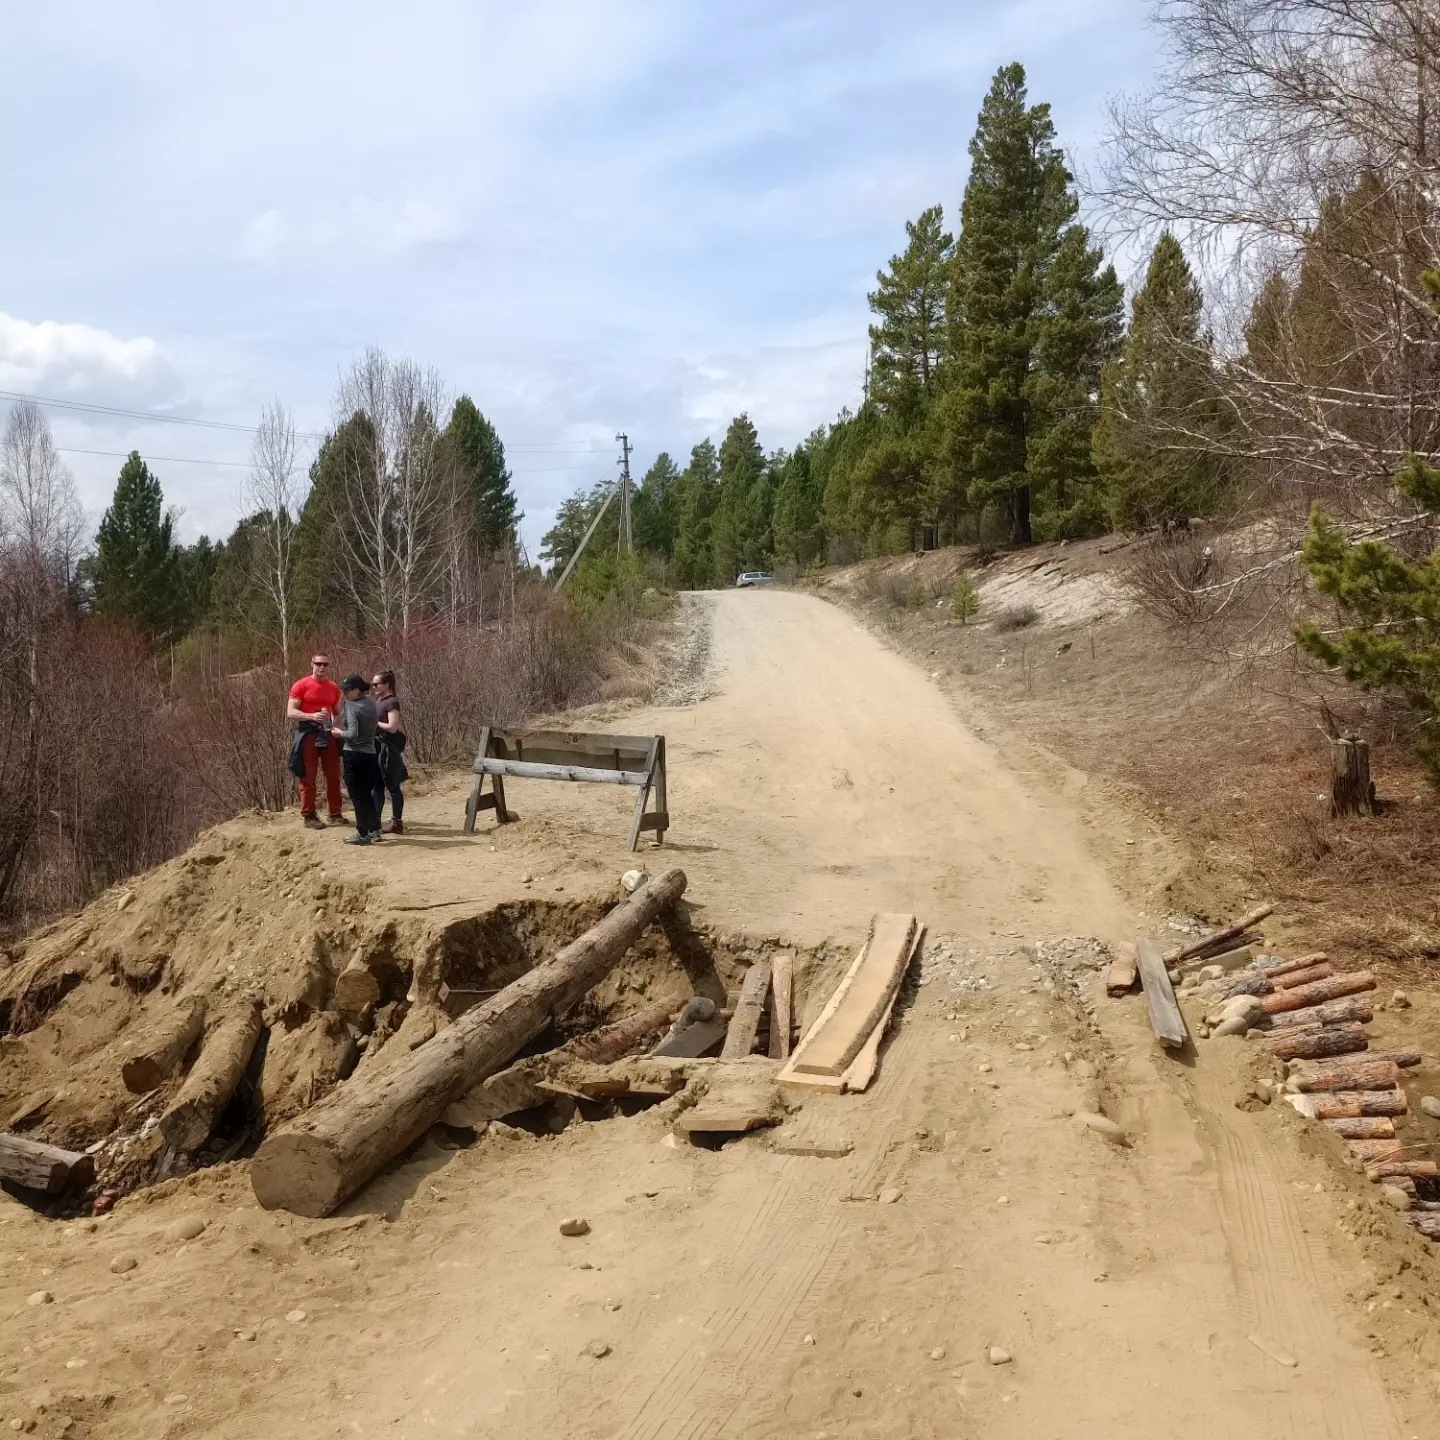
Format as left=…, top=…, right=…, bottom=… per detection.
left=463, top=726, right=669, bottom=852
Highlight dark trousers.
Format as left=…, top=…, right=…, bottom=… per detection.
left=342, top=751, right=383, bottom=836
left=374, top=741, right=405, bottom=823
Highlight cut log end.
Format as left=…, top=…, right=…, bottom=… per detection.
left=250, top=1132, right=346, bottom=1218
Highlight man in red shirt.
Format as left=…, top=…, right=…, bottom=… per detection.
left=287, top=654, right=344, bottom=829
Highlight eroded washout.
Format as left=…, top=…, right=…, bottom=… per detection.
left=0, top=828, right=843, bottom=1215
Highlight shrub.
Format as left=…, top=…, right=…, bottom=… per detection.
left=992, top=602, right=1039, bottom=632
left=951, top=575, right=981, bottom=623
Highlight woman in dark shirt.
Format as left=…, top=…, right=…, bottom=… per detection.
left=371, top=669, right=409, bottom=835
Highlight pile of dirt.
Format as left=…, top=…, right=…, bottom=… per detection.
left=0, top=821, right=826, bottom=1214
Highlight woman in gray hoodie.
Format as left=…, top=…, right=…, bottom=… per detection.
left=331, top=674, right=382, bottom=844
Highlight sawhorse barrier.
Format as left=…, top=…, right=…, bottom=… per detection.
left=463, top=727, right=669, bottom=852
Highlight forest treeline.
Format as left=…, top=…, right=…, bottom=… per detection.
left=544, top=62, right=1229, bottom=593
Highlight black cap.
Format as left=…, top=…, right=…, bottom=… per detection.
left=340, top=674, right=369, bottom=692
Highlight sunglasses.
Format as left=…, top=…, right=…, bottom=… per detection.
left=312, top=661, right=330, bottom=667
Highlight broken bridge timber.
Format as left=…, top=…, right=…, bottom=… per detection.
left=463, top=726, right=669, bottom=851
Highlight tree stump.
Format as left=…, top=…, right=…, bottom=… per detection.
left=1331, top=736, right=1375, bottom=817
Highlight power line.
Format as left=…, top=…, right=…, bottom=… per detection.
left=57, top=446, right=253, bottom=469
left=0, top=387, right=328, bottom=440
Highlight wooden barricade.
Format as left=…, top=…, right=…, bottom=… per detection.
left=463, top=727, right=668, bottom=851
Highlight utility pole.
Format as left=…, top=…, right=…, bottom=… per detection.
left=616, top=432, right=633, bottom=554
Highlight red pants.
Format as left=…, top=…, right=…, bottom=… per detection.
left=299, top=732, right=343, bottom=817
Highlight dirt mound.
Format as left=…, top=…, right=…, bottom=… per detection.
left=0, top=820, right=801, bottom=1213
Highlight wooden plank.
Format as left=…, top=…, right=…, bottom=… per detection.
left=792, top=914, right=918, bottom=1077
left=768, top=953, right=794, bottom=1060
left=1136, top=937, right=1188, bottom=1049
left=721, top=963, right=772, bottom=1059
left=1106, top=941, right=1139, bottom=996
left=651, top=1018, right=727, bottom=1059
left=1162, top=905, right=1274, bottom=967
left=628, top=738, right=661, bottom=852
left=477, top=758, right=648, bottom=786
left=0, top=1133, right=95, bottom=1195
left=489, top=727, right=656, bottom=759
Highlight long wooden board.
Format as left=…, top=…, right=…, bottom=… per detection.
left=791, top=914, right=918, bottom=1077
left=779, top=922, right=922, bottom=1093
left=1136, top=936, right=1188, bottom=1048
left=721, top=962, right=772, bottom=1059
left=768, top=953, right=794, bottom=1060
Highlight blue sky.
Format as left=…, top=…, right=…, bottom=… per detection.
left=0, top=0, right=1156, bottom=559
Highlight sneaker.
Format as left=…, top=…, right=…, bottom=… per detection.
left=303, top=814, right=325, bottom=831
left=383, top=818, right=404, bottom=836
left=327, top=813, right=348, bottom=826
left=343, top=832, right=373, bottom=846
left=365, top=831, right=383, bottom=843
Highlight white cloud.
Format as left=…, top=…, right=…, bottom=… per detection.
left=0, top=313, right=168, bottom=392
left=242, top=198, right=464, bottom=263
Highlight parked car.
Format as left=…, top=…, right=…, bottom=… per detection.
left=735, top=571, right=773, bottom=588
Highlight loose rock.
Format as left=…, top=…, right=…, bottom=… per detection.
left=1420, top=1095, right=1440, bottom=1120
left=27, top=1291, right=52, bottom=1307
left=930, top=1347, right=947, bottom=1360
left=559, top=1217, right=591, bottom=1237
left=1077, top=1112, right=1129, bottom=1146
left=1211, top=1016, right=1250, bottom=1039
left=988, top=1346, right=1012, bottom=1365
left=165, top=1215, right=207, bottom=1244
left=285, top=1309, right=307, bottom=1324
left=877, top=1188, right=903, bottom=1205
left=620, top=870, right=649, bottom=894
left=1392, top=989, right=1411, bottom=1010
left=1380, top=1185, right=1412, bottom=1211
left=109, top=1254, right=138, bottom=1275
left=582, top=1339, right=611, bottom=1359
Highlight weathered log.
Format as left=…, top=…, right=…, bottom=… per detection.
left=1270, top=962, right=1335, bottom=990
left=1163, top=905, right=1274, bottom=968
left=1368, top=1160, right=1439, bottom=1182
left=1347, top=1138, right=1403, bottom=1163
left=260, top=1012, right=358, bottom=1122
left=1267, top=1023, right=1367, bottom=1062
left=1312, top=1090, right=1409, bottom=1120
left=1405, top=1212, right=1440, bottom=1239
left=1136, top=937, right=1188, bottom=1048
left=1264, top=996, right=1374, bottom=1030
left=0, top=1132, right=95, bottom=1194
left=1223, top=972, right=1275, bottom=1000
left=1331, top=735, right=1375, bottom=817
left=565, top=999, right=680, bottom=1063
left=1177, top=944, right=1254, bottom=979
left=335, top=954, right=382, bottom=1023
left=1356, top=1049, right=1422, bottom=1068
left=251, top=867, right=687, bottom=1217
left=274, top=935, right=331, bottom=1023
left=1266, top=952, right=1329, bottom=976
left=159, top=1000, right=263, bottom=1151
left=1292, top=1059, right=1400, bottom=1092
left=1323, top=1116, right=1396, bottom=1140
left=1260, top=971, right=1375, bottom=1015
left=120, top=996, right=206, bottom=1094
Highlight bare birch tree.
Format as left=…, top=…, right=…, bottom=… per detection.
left=0, top=400, right=84, bottom=582
left=243, top=400, right=303, bottom=664
left=329, top=348, right=456, bottom=644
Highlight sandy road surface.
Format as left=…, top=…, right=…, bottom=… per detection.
left=0, top=591, right=1423, bottom=1439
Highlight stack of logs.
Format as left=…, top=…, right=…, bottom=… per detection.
left=1164, top=911, right=1438, bottom=1243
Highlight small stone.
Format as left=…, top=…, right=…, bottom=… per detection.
left=116, top=890, right=135, bottom=911
left=27, top=1291, right=52, bottom=1307
left=235, top=1329, right=256, bottom=1342
left=582, top=1339, right=611, bottom=1359
left=604, top=1301, right=622, bottom=1312
left=1077, top=1112, right=1129, bottom=1146
left=996, top=1195, right=1009, bottom=1206
left=1392, top=989, right=1411, bottom=1010
left=1420, top=1095, right=1440, bottom=1120
left=165, top=1215, right=206, bottom=1244
left=54, top=1421, right=72, bottom=1435
left=285, top=1309, right=307, bottom=1324
left=1211, top=1015, right=1250, bottom=1038
left=877, top=1188, right=902, bottom=1205
left=977, top=1063, right=993, bottom=1074
left=930, top=1347, right=947, bottom=1360
left=64, top=1358, right=86, bottom=1369
left=164, top=1394, right=188, bottom=1405
left=559, top=1217, right=591, bottom=1236
left=109, top=1253, right=138, bottom=1274
left=620, top=869, right=649, bottom=894
left=1380, top=1185, right=1412, bottom=1211
left=988, top=1346, right=1012, bottom=1365
left=803, top=1334, right=815, bottom=1345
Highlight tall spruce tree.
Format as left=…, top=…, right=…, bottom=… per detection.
left=945, top=63, right=1117, bottom=544
left=90, top=452, right=187, bottom=646
left=772, top=440, right=826, bottom=569
left=672, top=440, right=720, bottom=588
left=445, top=396, right=519, bottom=552
left=868, top=206, right=954, bottom=420
left=633, top=452, right=680, bottom=559
left=1093, top=231, right=1225, bottom=529
left=711, top=414, right=768, bottom=582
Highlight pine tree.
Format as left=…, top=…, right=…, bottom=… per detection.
left=1295, top=457, right=1440, bottom=782
left=445, top=396, right=519, bottom=553
left=672, top=440, right=720, bottom=588
left=291, top=414, right=375, bottom=636
left=633, top=452, right=680, bottom=558
left=945, top=63, right=1104, bottom=545
left=90, top=452, right=187, bottom=646
left=1093, top=232, right=1225, bottom=530
left=711, top=415, right=768, bottom=582
left=771, top=442, right=826, bottom=569
left=868, top=206, right=954, bottom=420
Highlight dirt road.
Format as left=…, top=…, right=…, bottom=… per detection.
left=1, top=591, right=1426, bottom=1439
